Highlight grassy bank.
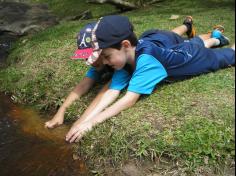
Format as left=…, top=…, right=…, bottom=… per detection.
left=0, top=0, right=235, bottom=175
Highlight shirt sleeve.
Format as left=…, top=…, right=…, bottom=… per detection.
left=109, top=69, right=131, bottom=91
left=128, top=54, right=168, bottom=94
left=86, top=67, right=101, bottom=82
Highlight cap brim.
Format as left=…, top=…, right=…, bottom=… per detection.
left=71, top=48, right=93, bottom=60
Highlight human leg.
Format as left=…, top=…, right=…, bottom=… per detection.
left=231, top=43, right=235, bottom=50
left=197, top=25, right=228, bottom=48
left=193, top=44, right=235, bottom=68
left=172, top=16, right=196, bottom=38
left=183, top=16, right=196, bottom=38
left=198, top=33, right=211, bottom=41
left=139, top=29, right=185, bottom=48
left=202, top=30, right=229, bottom=48
left=171, top=25, right=188, bottom=37
left=199, top=25, right=225, bottom=40
left=187, top=36, right=234, bottom=66
left=194, top=32, right=228, bottom=49
left=139, top=16, right=197, bottom=48
left=167, top=42, right=235, bottom=80
left=183, top=35, right=220, bottom=49
left=202, top=38, right=220, bottom=48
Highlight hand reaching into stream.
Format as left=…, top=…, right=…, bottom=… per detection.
left=45, top=111, right=64, bottom=129
left=65, top=120, right=93, bottom=143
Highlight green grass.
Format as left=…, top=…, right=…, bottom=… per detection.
left=0, top=0, right=235, bottom=175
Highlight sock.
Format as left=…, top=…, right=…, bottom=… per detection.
left=184, top=23, right=191, bottom=33
left=213, top=39, right=220, bottom=46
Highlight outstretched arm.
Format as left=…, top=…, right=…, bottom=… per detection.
left=45, top=77, right=95, bottom=128
left=74, top=88, right=121, bottom=125
left=77, top=81, right=111, bottom=120
left=66, top=91, right=140, bottom=143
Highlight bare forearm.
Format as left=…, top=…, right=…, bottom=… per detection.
left=79, top=82, right=110, bottom=119
left=91, top=92, right=140, bottom=125
left=45, top=77, right=95, bottom=129
left=65, top=92, right=140, bottom=142
left=59, top=77, right=94, bottom=112
left=59, top=92, right=80, bottom=112
left=82, top=89, right=120, bottom=122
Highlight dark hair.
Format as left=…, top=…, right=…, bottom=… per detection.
left=110, top=32, right=138, bottom=50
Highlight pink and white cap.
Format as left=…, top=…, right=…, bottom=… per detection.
left=71, top=18, right=103, bottom=66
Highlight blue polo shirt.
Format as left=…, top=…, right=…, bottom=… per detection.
left=86, top=53, right=168, bottom=95
left=86, top=67, right=101, bottom=81
left=128, top=54, right=167, bottom=94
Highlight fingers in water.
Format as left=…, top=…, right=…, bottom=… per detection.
left=70, top=130, right=82, bottom=143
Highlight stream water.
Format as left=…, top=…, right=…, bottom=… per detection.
left=0, top=32, right=17, bottom=66
left=0, top=2, right=90, bottom=174
left=0, top=93, right=88, bottom=176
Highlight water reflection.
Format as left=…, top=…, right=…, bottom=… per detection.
left=0, top=94, right=88, bottom=176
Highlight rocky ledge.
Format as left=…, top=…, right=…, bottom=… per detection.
left=0, top=1, right=58, bottom=65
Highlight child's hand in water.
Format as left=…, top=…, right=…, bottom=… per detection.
left=45, top=112, right=64, bottom=129
left=65, top=120, right=93, bottom=143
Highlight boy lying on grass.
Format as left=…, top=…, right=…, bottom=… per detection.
left=45, top=16, right=235, bottom=143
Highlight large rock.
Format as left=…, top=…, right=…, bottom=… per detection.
left=0, top=1, right=58, bottom=36
left=0, top=1, right=58, bottom=65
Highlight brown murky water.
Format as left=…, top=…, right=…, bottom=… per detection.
left=0, top=93, right=88, bottom=176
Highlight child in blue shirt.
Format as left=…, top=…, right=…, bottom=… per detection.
left=45, top=16, right=196, bottom=130
left=46, top=16, right=234, bottom=143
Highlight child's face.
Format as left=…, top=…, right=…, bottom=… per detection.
left=100, top=40, right=135, bottom=70
left=100, top=47, right=127, bottom=70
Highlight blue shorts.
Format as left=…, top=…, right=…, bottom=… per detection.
left=139, top=29, right=185, bottom=48
left=187, top=36, right=205, bottom=46
left=167, top=37, right=235, bottom=79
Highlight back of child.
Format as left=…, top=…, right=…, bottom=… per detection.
left=137, top=28, right=235, bottom=80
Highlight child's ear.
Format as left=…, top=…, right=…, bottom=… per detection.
left=121, top=40, right=132, bottom=48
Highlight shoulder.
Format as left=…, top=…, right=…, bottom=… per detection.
left=136, top=39, right=161, bottom=57
left=136, top=53, right=160, bottom=68
left=133, top=54, right=167, bottom=78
